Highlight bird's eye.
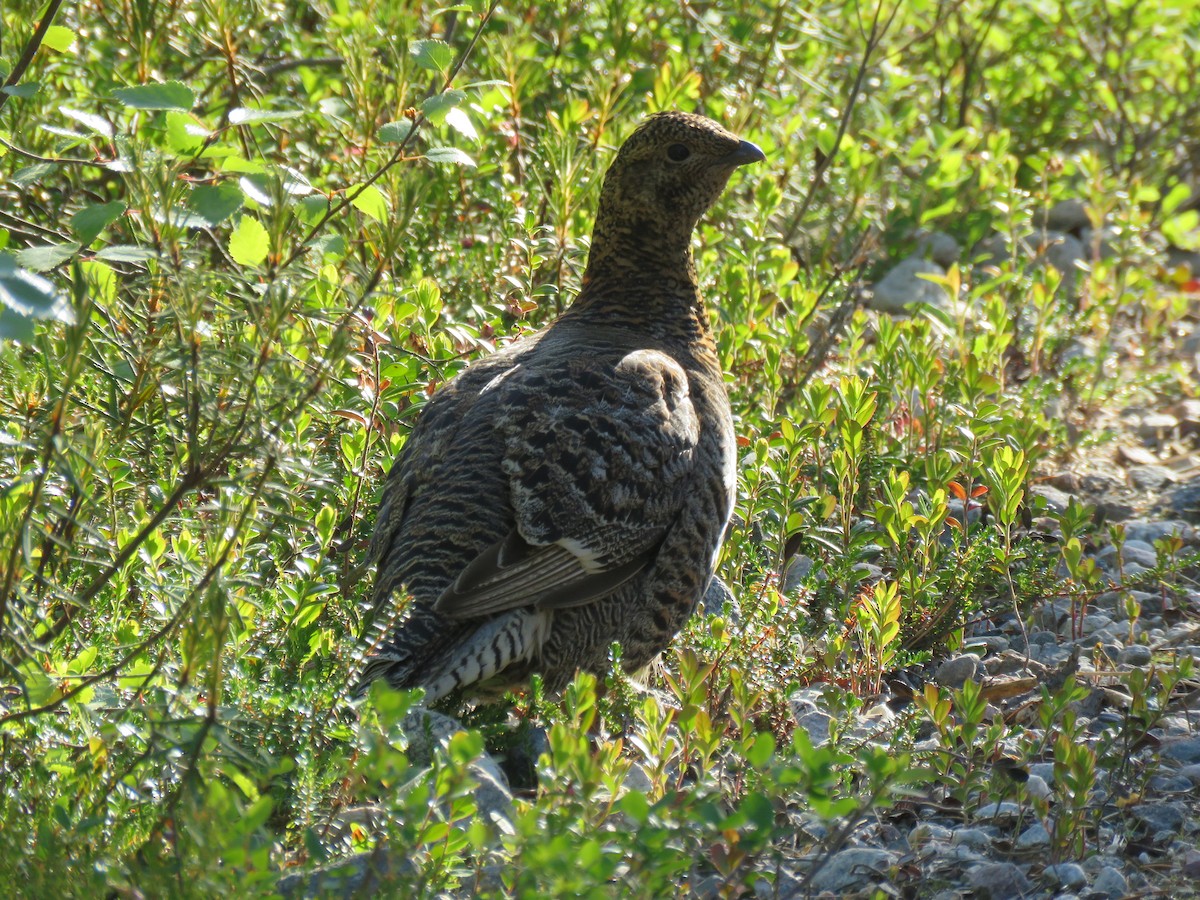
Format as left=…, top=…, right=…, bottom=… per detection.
left=666, top=143, right=691, bottom=162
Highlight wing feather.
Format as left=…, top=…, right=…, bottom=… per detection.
left=431, top=347, right=699, bottom=619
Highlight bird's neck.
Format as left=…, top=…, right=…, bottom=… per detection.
left=564, top=217, right=714, bottom=350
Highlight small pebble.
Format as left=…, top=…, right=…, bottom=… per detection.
left=1091, top=865, right=1128, bottom=899
left=935, top=654, right=982, bottom=688
left=1043, top=862, right=1087, bottom=888
left=1118, top=644, right=1152, bottom=666
left=966, top=862, right=1032, bottom=899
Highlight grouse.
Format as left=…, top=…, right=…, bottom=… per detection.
left=357, top=111, right=764, bottom=703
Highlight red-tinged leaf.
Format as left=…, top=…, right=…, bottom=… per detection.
left=971, top=484, right=989, bottom=498
left=947, top=481, right=967, bottom=501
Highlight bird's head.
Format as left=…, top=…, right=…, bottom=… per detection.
left=594, top=111, right=765, bottom=247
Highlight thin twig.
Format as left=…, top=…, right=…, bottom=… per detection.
left=780, top=1, right=900, bottom=245
left=0, top=0, right=65, bottom=113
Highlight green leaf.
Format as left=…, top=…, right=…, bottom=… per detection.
left=113, top=81, right=195, bottom=111
left=95, top=245, right=156, bottom=263
left=1162, top=183, right=1193, bottom=217
left=189, top=183, right=244, bottom=226
left=618, top=791, right=650, bottom=824
left=422, top=90, right=466, bottom=124
left=229, top=215, right=270, bottom=266
left=350, top=184, right=390, bottom=223
left=165, top=110, right=209, bottom=155
left=11, top=163, right=55, bottom=187
left=1, top=83, right=40, bottom=99
left=81, top=260, right=117, bottom=304
left=378, top=120, right=416, bottom=143
left=1163, top=209, right=1200, bottom=251
left=298, top=195, right=332, bottom=224
left=425, top=146, right=476, bottom=167
left=15, top=243, right=79, bottom=272
left=42, top=25, right=76, bottom=53
left=0, top=306, right=35, bottom=342
left=220, top=155, right=268, bottom=175
left=412, top=39, right=454, bottom=73
left=228, top=107, right=304, bottom=125
left=0, top=253, right=75, bottom=341
left=60, top=106, right=113, bottom=137
left=444, top=107, right=478, bottom=141
left=71, top=201, right=126, bottom=245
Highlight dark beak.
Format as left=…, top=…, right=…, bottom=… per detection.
left=725, top=140, right=766, bottom=167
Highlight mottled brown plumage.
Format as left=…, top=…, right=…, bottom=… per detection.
left=356, top=111, right=764, bottom=703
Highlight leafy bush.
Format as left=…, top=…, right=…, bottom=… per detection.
left=2, top=0, right=1198, bottom=894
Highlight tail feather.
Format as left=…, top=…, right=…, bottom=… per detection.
left=355, top=608, right=551, bottom=703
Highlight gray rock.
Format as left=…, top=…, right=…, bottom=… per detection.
left=1167, top=479, right=1200, bottom=521
left=964, top=635, right=1009, bottom=655
left=1094, top=496, right=1136, bottom=522
left=1122, top=537, right=1160, bottom=556
left=1161, top=736, right=1200, bottom=764
left=1140, top=412, right=1180, bottom=437
left=699, top=575, right=739, bottom=622
left=1044, top=862, right=1087, bottom=889
left=623, top=763, right=652, bottom=795
left=1024, top=774, right=1052, bottom=801
left=323, top=805, right=386, bottom=847
left=966, top=862, right=1033, bottom=899
left=1016, top=823, right=1049, bottom=849
left=1081, top=613, right=1114, bottom=635
left=1147, top=773, right=1193, bottom=793
left=754, top=868, right=803, bottom=899
left=951, top=827, right=995, bottom=851
left=810, top=847, right=895, bottom=893
left=946, top=497, right=984, bottom=527
left=1121, top=561, right=1150, bottom=579
left=974, top=801, right=1022, bottom=822
left=1118, top=644, right=1152, bottom=666
left=469, top=753, right=515, bottom=827
left=908, top=822, right=952, bottom=849
left=1177, top=763, right=1200, bottom=784
left=1044, top=198, right=1093, bottom=233
left=1044, top=231, right=1087, bottom=282
left=1167, top=399, right=1200, bottom=436
left=1028, top=762, right=1056, bottom=784
left=1031, top=484, right=1074, bottom=514
left=398, top=710, right=513, bottom=827
left=1091, top=865, right=1127, bottom=899
left=916, top=229, right=962, bottom=267
left=1034, top=601, right=1072, bottom=631
left=972, top=232, right=1018, bottom=266
left=1095, top=543, right=1158, bottom=571
left=780, top=554, right=814, bottom=595
left=789, top=687, right=832, bottom=746
left=934, top=654, right=982, bottom=688
left=1032, top=644, right=1073, bottom=666
left=1123, top=518, right=1190, bottom=547
left=870, top=255, right=950, bottom=312
left=1127, top=464, right=1175, bottom=490
left=402, top=709, right=468, bottom=766
left=793, top=710, right=831, bottom=746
